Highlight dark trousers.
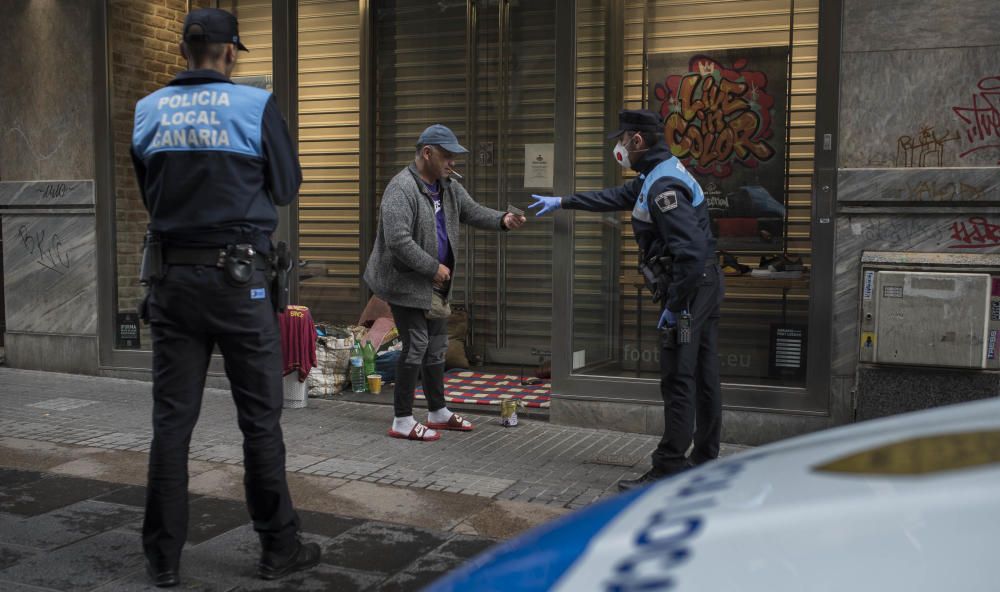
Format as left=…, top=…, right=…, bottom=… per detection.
left=652, top=264, right=725, bottom=472
left=143, top=265, right=299, bottom=568
left=390, top=303, right=449, bottom=418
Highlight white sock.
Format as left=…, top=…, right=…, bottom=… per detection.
left=427, top=407, right=453, bottom=423
left=393, top=416, right=417, bottom=433
left=427, top=408, right=472, bottom=428
left=393, top=416, right=439, bottom=438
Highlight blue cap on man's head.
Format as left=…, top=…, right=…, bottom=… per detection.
left=417, top=124, right=468, bottom=154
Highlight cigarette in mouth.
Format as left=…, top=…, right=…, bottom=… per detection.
left=448, top=169, right=463, bottom=179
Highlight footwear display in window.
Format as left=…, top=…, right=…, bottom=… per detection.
left=751, top=253, right=806, bottom=279
left=719, top=251, right=752, bottom=276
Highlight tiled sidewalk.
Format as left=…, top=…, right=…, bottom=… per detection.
left=0, top=367, right=721, bottom=508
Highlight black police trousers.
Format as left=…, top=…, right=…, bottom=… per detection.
left=652, top=264, right=725, bottom=472
left=142, top=265, right=299, bottom=568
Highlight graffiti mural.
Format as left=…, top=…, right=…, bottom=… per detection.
left=952, top=76, right=1000, bottom=164
left=649, top=47, right=789, bottom=251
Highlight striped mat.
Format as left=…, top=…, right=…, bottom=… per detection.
left=414, top=370, right=551, bottom=409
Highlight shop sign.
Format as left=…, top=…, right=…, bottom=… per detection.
left=523, top=143, right=554, bottom=189
left=116, top=312, right=140, bottom=350
left=769, top=324, right=806, bottom=380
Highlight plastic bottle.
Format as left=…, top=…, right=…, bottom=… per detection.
left=362, top=340, right=376, bottom=377
left=350, top=342, right=366, bottom=392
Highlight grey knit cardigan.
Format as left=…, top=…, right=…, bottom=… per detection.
left=363, top=163, right=507, bottom=310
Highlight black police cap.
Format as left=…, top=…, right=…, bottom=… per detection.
left=607, top=109, right=663, bottom=139
left=183, top=8, right=249, bottom=52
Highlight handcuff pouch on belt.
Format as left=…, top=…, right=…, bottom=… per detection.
left=223, top=243, right=257, bottom=287
left=268, top=241, right=291, bottom=313
left=638, top=253, right=671, bottom=304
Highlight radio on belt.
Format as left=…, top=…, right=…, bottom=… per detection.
left=677, top=312, right=692, bottom=345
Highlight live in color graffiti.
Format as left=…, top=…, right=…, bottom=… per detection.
left=651, top=48, right=787, bottom=178
left=649, top=48, right=788, bottom=251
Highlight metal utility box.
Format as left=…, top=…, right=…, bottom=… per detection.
left=859, top=271, right=991, bottom=369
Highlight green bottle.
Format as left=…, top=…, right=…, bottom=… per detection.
left=362, top=340, right=376, bottom=378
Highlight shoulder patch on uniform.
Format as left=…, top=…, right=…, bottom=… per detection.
left=654, top=190, right=679, bottom=213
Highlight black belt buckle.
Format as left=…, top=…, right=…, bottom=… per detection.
left=224, top=243, right=256, bottom=286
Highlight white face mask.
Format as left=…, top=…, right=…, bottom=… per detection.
left=613, top=134, right=645, bottom=170
left=613, top=141, right=632, bottom=169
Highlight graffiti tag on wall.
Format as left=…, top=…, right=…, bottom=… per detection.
left=17, top=224, right=71, bottom=275
left=851, top=217, right=1000, bottom=250
left=894, top=126, right=960, bottom=168
left=880, top=180, right=989, bottom=201
left=952, top=76, right=1000, bottom=163
left=949, top=217, right=1000, bottom=248
left=652, top=52, right=783, bottom=177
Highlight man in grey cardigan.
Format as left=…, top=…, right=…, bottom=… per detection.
left=364, top=125, right=526, bottom=441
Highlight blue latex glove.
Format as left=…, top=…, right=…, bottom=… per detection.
left=657, top=308, right=676, bottom=329
left=528, top=194, right=562, bottom=216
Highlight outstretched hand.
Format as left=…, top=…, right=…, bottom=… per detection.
left=503, top=213, right=527, bottom=230
left=528, top=194, right=562, bottom=216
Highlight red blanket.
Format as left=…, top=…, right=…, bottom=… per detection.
left=279, top=305, right=317, bottom=381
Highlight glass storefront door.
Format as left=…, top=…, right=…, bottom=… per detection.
left=464, top=0, right=558, bottom=366
left=374, top=0, right=558, bottom=368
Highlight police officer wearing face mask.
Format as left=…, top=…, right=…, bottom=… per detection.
left=529, top=108, right=724, bottom=491
left=130, top=8, right=319, bottom=587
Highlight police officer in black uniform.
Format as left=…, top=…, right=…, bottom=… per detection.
left=130, top=8, right=319, bottom=587
left=530, top=109, right=724, bottom=492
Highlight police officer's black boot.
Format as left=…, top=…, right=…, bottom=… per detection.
left=257, top=539, right=322, bottom=580
left=617, top=462, right=693, bottom=492
left=145, top=558, right=180, bottom=588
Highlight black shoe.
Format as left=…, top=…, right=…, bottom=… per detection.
left=617, top=464, right=691, bottom=492
left=688, top=455, right=718, bottom=467
left=145, top=559, right=180, bottom=588
left=257, top=540, right=322, bottom=580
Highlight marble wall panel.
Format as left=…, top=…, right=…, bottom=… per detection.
left=550, top=398, right=649, bottom=435
left=0, top=1, right=95, bottom=180
left=0, top=181, right=95, bottom=207
left=838, top=168, right=1000, bottom=204
left=832, top=213, right=1000, bottom=377
left=3, top=215, right=97, bottom=335
left=839, top=47, right=1000, bottom=169
left=844, top=0, right=1000, bottom=54
left=720, top=409, right=831, bottom=447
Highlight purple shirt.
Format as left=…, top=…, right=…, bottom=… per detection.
left=422, top=179, right=454, bottom=270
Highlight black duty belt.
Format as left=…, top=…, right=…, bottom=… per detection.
left=657, top=258, right=718, bottom=270
left=164, top=247, right=270, bottom=270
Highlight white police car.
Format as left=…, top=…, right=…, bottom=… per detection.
left=426, top=397, right=1000, bottom=591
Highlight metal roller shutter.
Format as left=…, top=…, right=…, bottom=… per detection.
left=296, top=0, right=362, bottom=324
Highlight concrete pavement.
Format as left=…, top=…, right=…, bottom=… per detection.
left=0, top=367, right=748, bottom=590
